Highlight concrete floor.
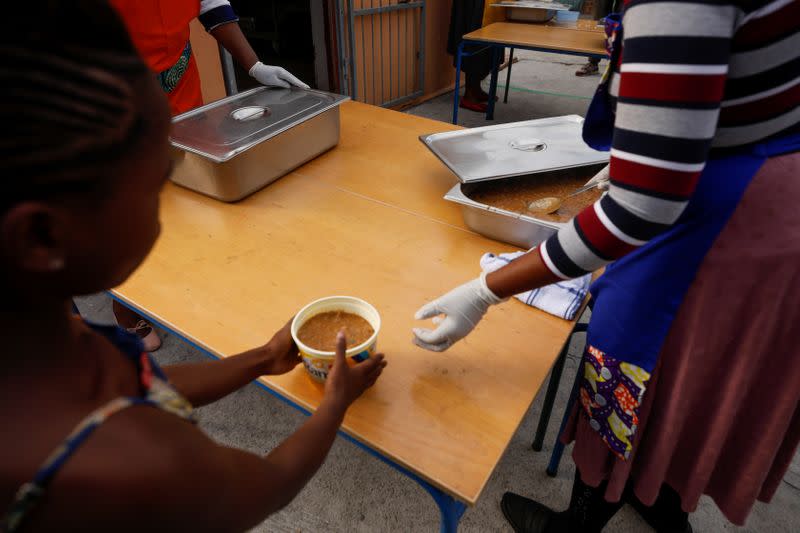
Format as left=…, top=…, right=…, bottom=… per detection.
left=406, top=51, right=602, bottom=128
left=78, top=49, right=800, bottom=532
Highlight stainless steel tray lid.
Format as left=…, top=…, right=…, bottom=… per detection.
left=491, top=1, right=571, bottom=11
left=420, top=115, right=609, bottom=183
left=170, top=87, right=349, bottom=162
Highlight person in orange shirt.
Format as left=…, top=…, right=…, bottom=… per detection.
left=109, top=0, right=308, bottom=349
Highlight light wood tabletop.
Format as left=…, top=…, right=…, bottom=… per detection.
left=464, top=22, right=606, bottom=56
left=113, top=102, right=579, bottom=505
left=290, top=103, right=466, bottom=228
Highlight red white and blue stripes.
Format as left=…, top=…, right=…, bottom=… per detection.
left=541, top=0, right=800, bottom=279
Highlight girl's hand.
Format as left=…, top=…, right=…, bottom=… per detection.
left=260, top=319, right=302, bottom=375
left=323, top=331, right=386, bottom=411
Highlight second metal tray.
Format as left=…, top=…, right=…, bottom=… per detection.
left=421, top=115, right=608, bottom=184
left=444, top=163, right=608, bottom=249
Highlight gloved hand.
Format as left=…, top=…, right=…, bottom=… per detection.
left=412, top=273, right=506, bottom=352
left=249, top=62, right=309, bottom=89
left=584, top=164, right=610, bottom=191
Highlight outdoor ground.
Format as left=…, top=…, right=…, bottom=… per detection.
left=76, top=50, right=800, bottom=532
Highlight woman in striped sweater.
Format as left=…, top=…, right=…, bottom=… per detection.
left=414, top=0, right=800, bottom=530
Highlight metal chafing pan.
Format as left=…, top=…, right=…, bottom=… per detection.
left=443, top=164, right=607, bottom=249
left=421, top=116, right=609, bottom=249
left=491, top=1, right=570, bottom=23
left=169, top=87, right=349, bottom=202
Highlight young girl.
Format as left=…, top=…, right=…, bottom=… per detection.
left=0, top=2, right=386, bottom=531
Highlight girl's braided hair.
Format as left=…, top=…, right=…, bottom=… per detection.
left=1, top=0, right=150, bottom=206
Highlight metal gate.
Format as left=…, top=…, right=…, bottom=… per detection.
left=335, top=0, right=425, bottom=107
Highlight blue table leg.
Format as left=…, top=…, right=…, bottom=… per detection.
left=486, top=45, right=501, bottom=120
left=532, top=322, right=587, bottom=451
left=452, top=40, right=465, bottom=125
left=421, top=482, right=467, bottom=533
left=504, top=47, right=515, bottom=104
left=532, top=339, right=569, bottom=452
left=546, top=342, right=585, bottom=477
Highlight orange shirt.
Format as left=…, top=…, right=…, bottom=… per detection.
left=110, top=0, right=203, bottom=115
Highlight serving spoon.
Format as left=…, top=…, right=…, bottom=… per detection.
left=526, top=180, right=607, bottom=215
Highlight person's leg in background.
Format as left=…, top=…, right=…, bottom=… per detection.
left=462, top=69, right=491, bottom=110
left=576, top=0, right=616, bottom=77
left=447, top=0, right=493, bottom=113
left=576, top=57, right=601, bottom=77
left=112, top=300, right=162, bottom=352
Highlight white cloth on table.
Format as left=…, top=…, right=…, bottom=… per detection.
left=479, top=251, right=591, bottom=320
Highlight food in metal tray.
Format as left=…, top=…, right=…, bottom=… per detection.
left=465, top=167, right=604, bottom=223
left=297, top=311, right=375, bottom=352
left=526, top=196, right=563, bottom=215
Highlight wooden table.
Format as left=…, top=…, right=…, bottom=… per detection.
left=112, top=102, right=582, bottom=532
left=453, top=21, right=608, bottom=124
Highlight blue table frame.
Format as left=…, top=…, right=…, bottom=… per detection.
left=451, top=35, right=607, bottom=125
left=108, top=295, right=467, bottom=532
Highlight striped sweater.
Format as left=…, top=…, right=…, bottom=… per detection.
left=540, top=0, right=800, bottom=279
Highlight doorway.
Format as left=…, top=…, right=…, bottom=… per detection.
left=335, top=0, right=426, bottom=106
left=223, top=1, right=336, bottom=93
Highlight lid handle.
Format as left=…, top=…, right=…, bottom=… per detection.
left=230, top=106, right=270, bottom=122
left=509, top=138, right=546, bottom=152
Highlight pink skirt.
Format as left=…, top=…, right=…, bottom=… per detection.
left=561, top=152, right=800, bottom=526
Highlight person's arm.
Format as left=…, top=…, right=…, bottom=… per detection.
left=209, top=22, right=257, bottom=71
left=413, top=0, right=737, bottom=351
left=197, top=0, right=309, bottom=88
left=250, top=332, right=385, bottom=511
left=162, top=320, right=300, bottom=407
left=92, top=334, right=387, bottom=533
left=534, top=0, right=735, bottom=280
left=196, top=1, right=255, bottom=69
left=159, top=333, right=386, bottom=531
left=485, top=251, right=558, bottom=298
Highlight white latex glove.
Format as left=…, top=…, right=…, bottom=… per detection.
left=412, top=273, right=505, bottom=352
left=584, top=164, right=610, bottom=191
left=249, top=61, right=309, bottom=89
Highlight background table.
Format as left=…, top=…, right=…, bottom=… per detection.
left=113, top=102, right=583, bottom=532
left=453, top=22, right=607, bottom=124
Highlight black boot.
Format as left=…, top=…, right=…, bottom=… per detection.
left=501, top=492, right=566, bottom=533
left=500, top=470, right=624, bottom=533
left=628, top=484, right=693, bottom=533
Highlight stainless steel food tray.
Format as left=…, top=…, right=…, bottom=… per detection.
left=492, top=1, right=570, bottom=22
left=444, top=163, right=608, bottom=249
left=420, top=115, right=608, bottom=184
left=169, top=87, right=349, bottom=202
